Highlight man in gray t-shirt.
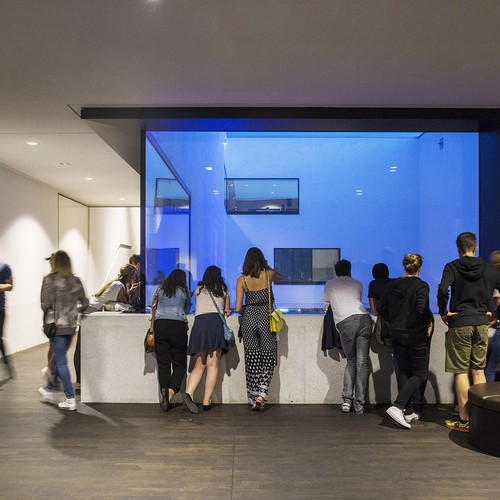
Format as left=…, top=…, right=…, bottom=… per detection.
left=324, top=259, right=372, bottom=414
left=0, top=261, right=14, bottom=378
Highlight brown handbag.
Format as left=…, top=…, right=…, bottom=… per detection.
left=144, top=287, right=160, bottom=353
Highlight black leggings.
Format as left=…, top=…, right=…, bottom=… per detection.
left=154, top=319, right=188, bottom=394
left=390, top=331, right=429, bottom=410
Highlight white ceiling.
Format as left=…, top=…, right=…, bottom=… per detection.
left=2, top=0, right=500, bottom=206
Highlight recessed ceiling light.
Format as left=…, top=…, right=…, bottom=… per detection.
left=27, top=141, right=38, bottom=146
left=85, top=177, right=93, bottom=181
left=119, top=197, right=125, bottom=201
left=205, top=166, right=213, bottom=171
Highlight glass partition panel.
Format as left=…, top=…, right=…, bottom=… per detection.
left=145, top=135, right=191, bottom=307
left=144, top=130, right=479, bottom=313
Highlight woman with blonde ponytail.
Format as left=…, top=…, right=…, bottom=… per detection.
left=378, top=254, right=433, bottom=429
left=89, top=264, right=137, bottom=311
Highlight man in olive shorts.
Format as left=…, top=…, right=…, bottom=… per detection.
left=438, top=232, right=500, bottom=432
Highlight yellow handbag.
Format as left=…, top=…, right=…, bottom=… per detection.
left=270, top=308, right=284, bottom=333
left=267, top=271, right=284, bottom=333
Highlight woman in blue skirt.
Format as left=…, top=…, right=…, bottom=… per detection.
left=182, top=266, right=231, bottom=413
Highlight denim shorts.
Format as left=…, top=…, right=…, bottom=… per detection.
left=445, top=325, right=488, bottom=373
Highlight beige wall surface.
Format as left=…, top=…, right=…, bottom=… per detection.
left=82, top=314, right=455, bottom=405
left=88, top=207, right=140, bottom=296
left=0, top=166, right=139, bottom=357
left=0, top=165, right=58, bottom=353
left=58, top=195, right=89, bottom=289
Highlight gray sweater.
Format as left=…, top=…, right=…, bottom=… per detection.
left=41, top=273, right=89, bottom=335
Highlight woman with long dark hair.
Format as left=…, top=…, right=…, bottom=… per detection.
left=39, top=250, right=88, bottom=410
left=378, top=254, right=433, bottom=429
left=154, top=268, right=191, bottom=411
left=235, top=247, right=282, bottom=411
left=182, top=266, right=231, bottom=413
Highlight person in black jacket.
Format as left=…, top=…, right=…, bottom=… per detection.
left=379, top=254, right=433, bottom=429
left=437, top=232, right=500, bottom=432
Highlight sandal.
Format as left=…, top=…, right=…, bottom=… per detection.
left=252, top=396, right=265, bottom=412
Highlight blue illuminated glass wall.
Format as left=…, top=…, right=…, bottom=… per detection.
left=144, top=131, right=479, bottom=312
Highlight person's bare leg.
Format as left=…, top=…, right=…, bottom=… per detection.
left=203, top=350, right=221, bottom=405
left=185, top=352, right=207, bottom=399
left=455, top=372, right=471, bottom=420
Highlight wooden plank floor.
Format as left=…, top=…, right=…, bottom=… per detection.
left=0, top=344, right=498, bottom=499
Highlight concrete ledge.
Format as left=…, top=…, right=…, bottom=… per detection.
left=81, top=313, right=455, bottom=404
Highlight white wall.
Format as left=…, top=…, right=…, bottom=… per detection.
left=88, top=207, right=140, bottom=295
left=0, top=165, right=58, bottom=353
left=58, top=195, right=89, bottom=289
left=0, top=165, right=140, bottom=356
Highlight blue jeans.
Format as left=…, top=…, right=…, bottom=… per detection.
left=337, top=314, right=373, bottom=411
left=47, top=335, right=74, bottom=399
left=485, top=330, right=500, bottom=382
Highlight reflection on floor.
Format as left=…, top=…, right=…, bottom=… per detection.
left=0, top=344, right=498, bottom=499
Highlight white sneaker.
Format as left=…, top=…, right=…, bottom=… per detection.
left=41, top=366, right=52, bottom=380
left=386, top=405, right=411, bottom=429
left=340, top=402, right=351, bottom=413
left=38, top=386, right=59, bottom=405
left=404, top=412, right=420, bottom=423
left=58, top=398, right=77, bottom=411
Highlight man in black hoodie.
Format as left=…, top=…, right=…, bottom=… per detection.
left=438, top=232, right=500, bottom=432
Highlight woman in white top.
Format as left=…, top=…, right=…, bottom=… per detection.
left=182, top=266, right=230, bottom=413
left=89, top=264, right=137, bottom=311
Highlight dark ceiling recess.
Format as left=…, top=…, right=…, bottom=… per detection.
left=80, top=106, right=500, bottom=172
left=80, top=105, right=500, bottom=261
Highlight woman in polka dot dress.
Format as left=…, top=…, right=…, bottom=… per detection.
left=235, top=247, right=282, bottom=411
